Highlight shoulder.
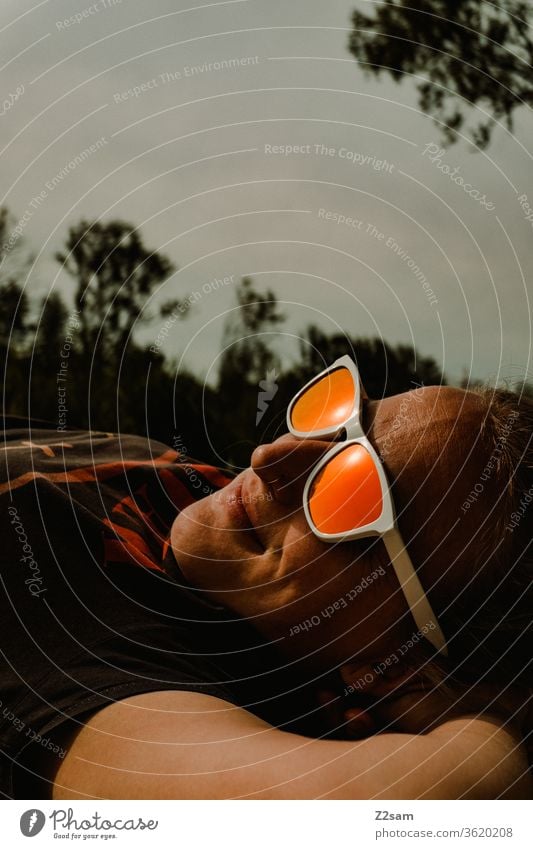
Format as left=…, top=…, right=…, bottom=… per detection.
left=427, top=715, right=533, bottom=799
left=50, top=691, right=533, bottom=800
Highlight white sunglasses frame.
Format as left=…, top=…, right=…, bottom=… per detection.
left=286, top=355, right=448, bottom=655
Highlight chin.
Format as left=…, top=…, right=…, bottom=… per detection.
left=170, top=503, right=238, bottom=593
left=170, top=502, right=211, bottom=582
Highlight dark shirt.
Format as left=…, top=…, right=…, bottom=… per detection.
left=0, top=422, right=307, bottom=799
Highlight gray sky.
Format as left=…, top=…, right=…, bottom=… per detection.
left=1, top=0, right=532, bottom=386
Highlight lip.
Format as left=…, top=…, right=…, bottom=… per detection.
left=221, top=476, right=264, bottom=550
left=224, top=478, right=252, bottom=527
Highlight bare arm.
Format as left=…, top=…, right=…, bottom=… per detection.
left=51, top=690, right=532, bottom=800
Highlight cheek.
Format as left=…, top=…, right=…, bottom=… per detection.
left=273, top=577, right=382, bottom=668
left=280, top=566, right=393, bottom=660
left=272, top=531, right=328, bottom=593
left=275, top=539, right=355, bottom=612
left=172, top=499, right=214, bottom=549
left=171, top=499, right=240, bottom=573
left=281, top=542, right=388, bottom=622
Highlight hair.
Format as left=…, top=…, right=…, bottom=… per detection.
left=368, top=387, right=533, bottom=756
left=415, top=386, right=533, bottom=753
left=445, top=388, right=532, bottom=683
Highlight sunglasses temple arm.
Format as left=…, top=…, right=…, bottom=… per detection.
left=382, top=528, right=448, bottom=656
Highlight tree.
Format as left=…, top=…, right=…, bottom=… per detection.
left=348, top=0, right=533, bottom=148
left=26, top=293, right=70, bottom=422
left=1, top=207, right=33, bottom=416
left=219, top=277, right=285, bottom=385
left=55, top=220, right=177, bottom=358
left=0, top=207, right=33, bottom=352
left=296, top=326, right=445, bottom=396
left=0, top=280, right=30, bottom=353
left=0, top=278, right=31, bottom=417
left=1, top=207, right=31, bottom=284
left=33, top=293, right=68, bottom=362
left=214, top=306, right=446, bottom=468
left=55, top=219, right=180, bottom=429
left=216, top=278, right=285, bottom=467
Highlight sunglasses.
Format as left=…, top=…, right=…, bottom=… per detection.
left=286, top=355, right=447, bottom=655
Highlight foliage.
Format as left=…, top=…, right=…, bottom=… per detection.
left=348, top=0, right=533, bottom=148
left=297, top=325, right=444, bottom=395
left=216, top=278, right=286, bottom=467
left=55, top=219, right=176, bottom=356
left=0, top=207, right=32, bottom=350
left=3, top=211, right=447, bottom=467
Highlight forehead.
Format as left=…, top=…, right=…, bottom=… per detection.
left=365, top=385, right=486, bottom=476
left=362, top=386, right=496, bottom=602
left=368, top=384, right=482, bottom=430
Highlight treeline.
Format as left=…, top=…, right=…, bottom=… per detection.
left=1, top=208, right=446, bottom=468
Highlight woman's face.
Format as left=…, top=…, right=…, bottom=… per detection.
left=171, top=385, right=485, bottom=671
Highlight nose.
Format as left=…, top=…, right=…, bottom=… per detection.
left=251, top=434, right=335, bottom=505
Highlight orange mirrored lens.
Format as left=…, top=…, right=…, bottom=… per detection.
left=308, top=444, right=383, bottom=534
left=290, top=367, right=355, bottom=433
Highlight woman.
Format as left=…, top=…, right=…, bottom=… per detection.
left=1, top=371, right=531, bottom=799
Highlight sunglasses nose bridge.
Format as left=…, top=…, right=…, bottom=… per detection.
left=343, top=416, right=365, bottom=441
